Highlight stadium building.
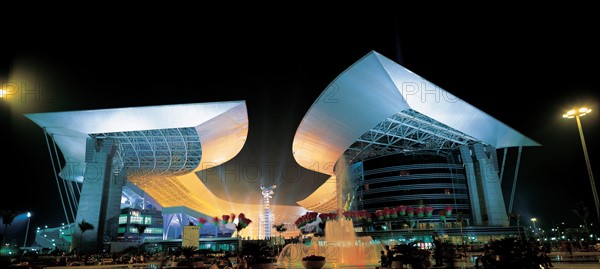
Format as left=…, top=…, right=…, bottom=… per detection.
left=25, top=51, right=538, bottom=252
left=294, top=51, right=539, bottom=244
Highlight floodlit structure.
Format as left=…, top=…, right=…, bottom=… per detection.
left=24, top=50, right=541, bottom=252
left=25, top=101, right=306, bottom=252
left=293, top=51, right=540, bottom=238
left=260, top=185, right=276, bottom=239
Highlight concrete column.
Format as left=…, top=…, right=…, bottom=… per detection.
left=460, top=145, right=483, bottom=226
left=473, top=143, right=509, bottom=226
left=73, top=137, right=123, bottom=253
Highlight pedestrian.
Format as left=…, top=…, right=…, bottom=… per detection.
left=540, top=252, right=554, bottom=268
left=384, top=245, right=393, bottom=268
left=380, top=250, right=387, bottom=268
left=433, top=234, right=444, bottom=267
left=566, top=241, right=573, bottom=257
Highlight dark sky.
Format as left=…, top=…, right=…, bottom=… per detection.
left=1, top=14, right=598, bottom=245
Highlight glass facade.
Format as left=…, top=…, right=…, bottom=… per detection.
left=357, top=150, right=470, bottom=219
left=117, top=208, right=164, bottom=241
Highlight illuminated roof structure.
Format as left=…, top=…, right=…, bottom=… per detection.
left=23, top=50, right=541, bottom=239
left=293, top=51, right=540, bottom=212
left=297, top=176, right=338, bottom=212
left=26, top=102, right=249, bottom=181
left=26, top=101, right=307, bottom=238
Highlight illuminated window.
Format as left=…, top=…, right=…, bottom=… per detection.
left=119, top=215, right=128, bottom=224
left=130, top=215, right=144, bottom=224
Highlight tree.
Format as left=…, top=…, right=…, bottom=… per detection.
left=572, top=201, right=590, bottom=229
left=456, top=211, right=465, bottom=244
left=273, top=223, right=287, bottom=236
left=134, top=223, right=148, bottom=243
left=134, top=223, right=148, bottom=255
left=573, top=201, right=591, bottom=241
left=273, top=224, right=287, bottom=255
left=509, top=212, right=521, bottom=238
left=1, top=210, right=23, bottom=246
left=78, top=220, right=95, bottom=255
left=180, top=245, right=197, bottom=264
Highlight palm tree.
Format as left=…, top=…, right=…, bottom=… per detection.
left=1, top=210, right=23, bottom=246
left=509, top=212, right=521, bottom=226
left=133, top=223, right=148, bottom=255
left=180, top=245, right=197, bottom=265
left=509, top=212, right=522, bottom=238
left=455, top=211, right=466, bottom=244
left=274, top=223, right=287, bottom=236
left=573, top=201, right=591, bottom=240
left=77, top=220, right=94, bottom=255
left=134, top=223, right=147, bottom=243
left=273, top=224, right=287, bottom=255
left=572, top=201, right=590, bottom=229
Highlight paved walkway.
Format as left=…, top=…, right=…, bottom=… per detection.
left=444, top=260, right=600, bottom=269
left=40, top=252, right=600, bottom=268
left=440, top=251, right=600, bottom=269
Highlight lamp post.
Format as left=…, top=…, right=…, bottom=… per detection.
left=24, top=212, right=31, bottom=248
left=563, top=107, right=599, bottom=223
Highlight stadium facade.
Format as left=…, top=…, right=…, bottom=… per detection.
left=25, top=51, right=538, bottom=253
left=294, top=51, right=539, bottom=243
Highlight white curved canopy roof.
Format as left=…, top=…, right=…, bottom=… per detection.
left=25, top=101, right=308, bottom=237
left=293, top=50, right=540, bottom=176
left=25, top=101, right=249, bottom=181
left=296, top=176, right=338, bottom=212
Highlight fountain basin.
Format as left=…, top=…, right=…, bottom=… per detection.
left=301, top=260, right=326, bottom=269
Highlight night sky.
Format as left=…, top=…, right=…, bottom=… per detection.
left=1, top=14, right=598, bottom=246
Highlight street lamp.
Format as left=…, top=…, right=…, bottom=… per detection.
left=563, top=107, right=598, bottom=223
left=24, top=212, right=31, bottom=248
left=531, top=218, right=538, bottom=240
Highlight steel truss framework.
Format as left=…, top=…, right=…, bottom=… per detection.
left=343, top=109, right=481, bottom=165
left=92, top=127, right=202, bottom=178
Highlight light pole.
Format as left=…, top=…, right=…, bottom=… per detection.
left=563, top=107, right=599, bottom=223
left=24, top=212, right=31, bottom=248
left=531, top=218, right=537, bottom=239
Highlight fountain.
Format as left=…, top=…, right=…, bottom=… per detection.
left=276, top=213, right=384, bottom=268
left=276, top=162, right=385, bottom=268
